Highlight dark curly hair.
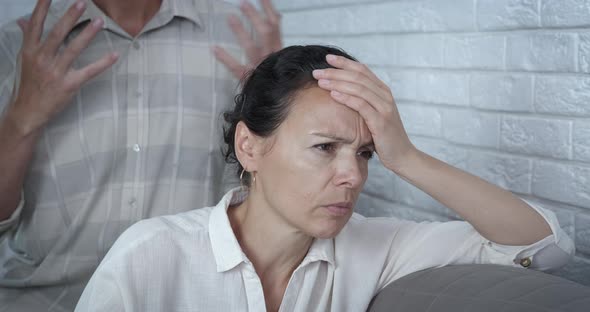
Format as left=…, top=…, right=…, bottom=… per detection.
left=222, top=45, right=357, bottom=186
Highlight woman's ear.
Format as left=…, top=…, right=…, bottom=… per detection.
left=234, top=121, right=261, bottom=172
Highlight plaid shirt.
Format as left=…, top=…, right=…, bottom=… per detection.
left=0, top=0, right=244, bottom=310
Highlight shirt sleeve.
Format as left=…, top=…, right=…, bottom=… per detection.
left=376, top=200, right=575, bottom=291
left=0, top=191, right=24, bottom=234
left=0, top=21, right=25, bottom=235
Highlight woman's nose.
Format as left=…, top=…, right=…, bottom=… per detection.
left=333, top=158, right=365, bottom=189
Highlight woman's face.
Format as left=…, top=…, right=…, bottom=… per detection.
left=254, top=86, right=374, bottom=239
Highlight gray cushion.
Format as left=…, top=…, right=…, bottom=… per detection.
left=368, top=264, right=590, bottom=312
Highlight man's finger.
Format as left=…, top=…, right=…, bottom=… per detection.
left=260, top=0, right=280, bottom=25
left=17, top=19, right=29, bottom=33
left=42, top=1, right=87, bottom=57
left=70, top=52, right=118, bottom=86
left=213, top=46, right=248, bottom=80
left=57, top=18, right=104, bottom=70
left=28, top=0, right=52, bottom=45
left=227, top=15, right=260, bottom=64
left=240, top=1, right=268, bottom=36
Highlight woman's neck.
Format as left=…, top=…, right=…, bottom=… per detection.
left=228, top=191, right=314, bottom=305
left=92, top=0, right=163, bottom=37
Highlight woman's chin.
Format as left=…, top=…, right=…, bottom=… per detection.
left=309, top=218, right=349, bottom=239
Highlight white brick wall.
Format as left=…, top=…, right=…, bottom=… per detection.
left=2, top=0, right=590, bottom=286
left=278, top=0, right=590, bottom=285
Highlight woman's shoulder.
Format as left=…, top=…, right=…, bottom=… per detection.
left=104, top=207, right=215, bottom=262
left=136, top=207, right=214, bottom=235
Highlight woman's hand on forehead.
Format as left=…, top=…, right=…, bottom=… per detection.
left=312, top=55, right=416, bottom=172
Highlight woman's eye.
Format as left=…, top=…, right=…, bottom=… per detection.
left=315, top=143, right=335, bottom=153
left=358, top=150, right=374, bottom=160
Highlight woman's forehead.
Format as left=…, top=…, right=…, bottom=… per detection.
left=283, top=87, right=371, bottom=142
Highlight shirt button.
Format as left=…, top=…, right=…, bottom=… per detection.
left=520, top=257, right=532, bottom=268
left=128, top=198, right=136, bottom=206
left=133, top=144, right=141, bottom=152
left=133, top=41, right=140, bottom=49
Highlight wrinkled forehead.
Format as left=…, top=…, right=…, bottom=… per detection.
left=282, top=87, right=372, bottom=145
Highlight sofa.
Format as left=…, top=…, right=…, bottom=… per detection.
left=368, top=264, right=590, bottom=312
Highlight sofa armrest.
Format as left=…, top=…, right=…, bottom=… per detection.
left=368, top=264, right=590, bottom=312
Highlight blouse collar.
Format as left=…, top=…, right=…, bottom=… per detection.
left=208, top=188, right=336, bottom=273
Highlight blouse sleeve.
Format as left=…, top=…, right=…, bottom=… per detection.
left=74, top=264, right=128, bottom=312
left=376, top=200, right=575, bottom=291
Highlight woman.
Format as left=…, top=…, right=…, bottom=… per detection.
left=75, top=46, right=574, bottom=312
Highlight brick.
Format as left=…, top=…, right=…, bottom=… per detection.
left=372, top=69, right=416, bottom=101
left=281, top=0, right=474, bottom=36
left=465, top=151, right=532, bottom=194
left=541, top=0, right=590, bottom=27
left=575, top=213, right=590, bottom=257
left=416, top=0, right=475, bottom=32
left=281, top=9, right=350, bottom=36
left=506, top=33, right=576, bottom=72
left=477, top=0, right=540, bottom=30
left=535, top=75, right=590, bottom=116
left=283, top=36, right=396, bottom=66
left=391, top=176, right=457, bottom=218
left=415, top=72, right=469, bottom=106
left=442, top=109, right=500, bottom=148
left=532, top=161, right=590, bottom=208
left=579, top=33, right=590, bottom=73
left=444, top=35, right=505, bottom=69
left=356, top=192, right=450, bottom=222
left=363, top=157, right=457, bottom=218
left=274, top=0, right=379, bottom=11
left=500, top=117, right=571, bottom=159
left=397, top=35, right=444, bottom=67
left=364, top=158, right=398, bottom=203
left=411, top=137, right=469, bottom=168
left=397, top=103, right=442, bottom=137
left=470, top=73, right=534, bottom=112
left=573, top=120, right=590, bottom=161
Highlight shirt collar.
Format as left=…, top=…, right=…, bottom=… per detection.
left=209, top=188, right=336, bottom=273
left=209, top=188, right=250, bottom=272
left=50, top=0, right=203, bottom=31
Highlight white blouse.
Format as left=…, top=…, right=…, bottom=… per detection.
left=75, top=188, right=574, bottom=312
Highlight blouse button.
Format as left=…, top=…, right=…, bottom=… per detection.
left=520, top=257, right=532, bottom=268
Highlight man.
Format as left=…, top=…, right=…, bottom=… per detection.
left=0, top=0, right=282, bottom=310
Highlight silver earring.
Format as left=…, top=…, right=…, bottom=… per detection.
left=240, top=169, right=246, bottom=188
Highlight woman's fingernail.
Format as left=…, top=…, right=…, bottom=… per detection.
left=331, top=91, right=342, bottom=97
left=318, top=79, right=330, bottom=86
left=312, top=69, right=324, bottom=77
left=76, top=1, right=86, bottom=10
left=92, top=18, right=104, bottom=27
left=326, top=54, right=337, bottom=61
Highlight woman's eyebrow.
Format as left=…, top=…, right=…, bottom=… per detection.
left=309, top=132, right=354, bottom=144
left=361, top=142, right=375, bottom=149
left=309, top=132, right=374, bottom=148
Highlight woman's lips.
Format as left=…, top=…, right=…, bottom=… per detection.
left=323, top=203, right=352, bottom=216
